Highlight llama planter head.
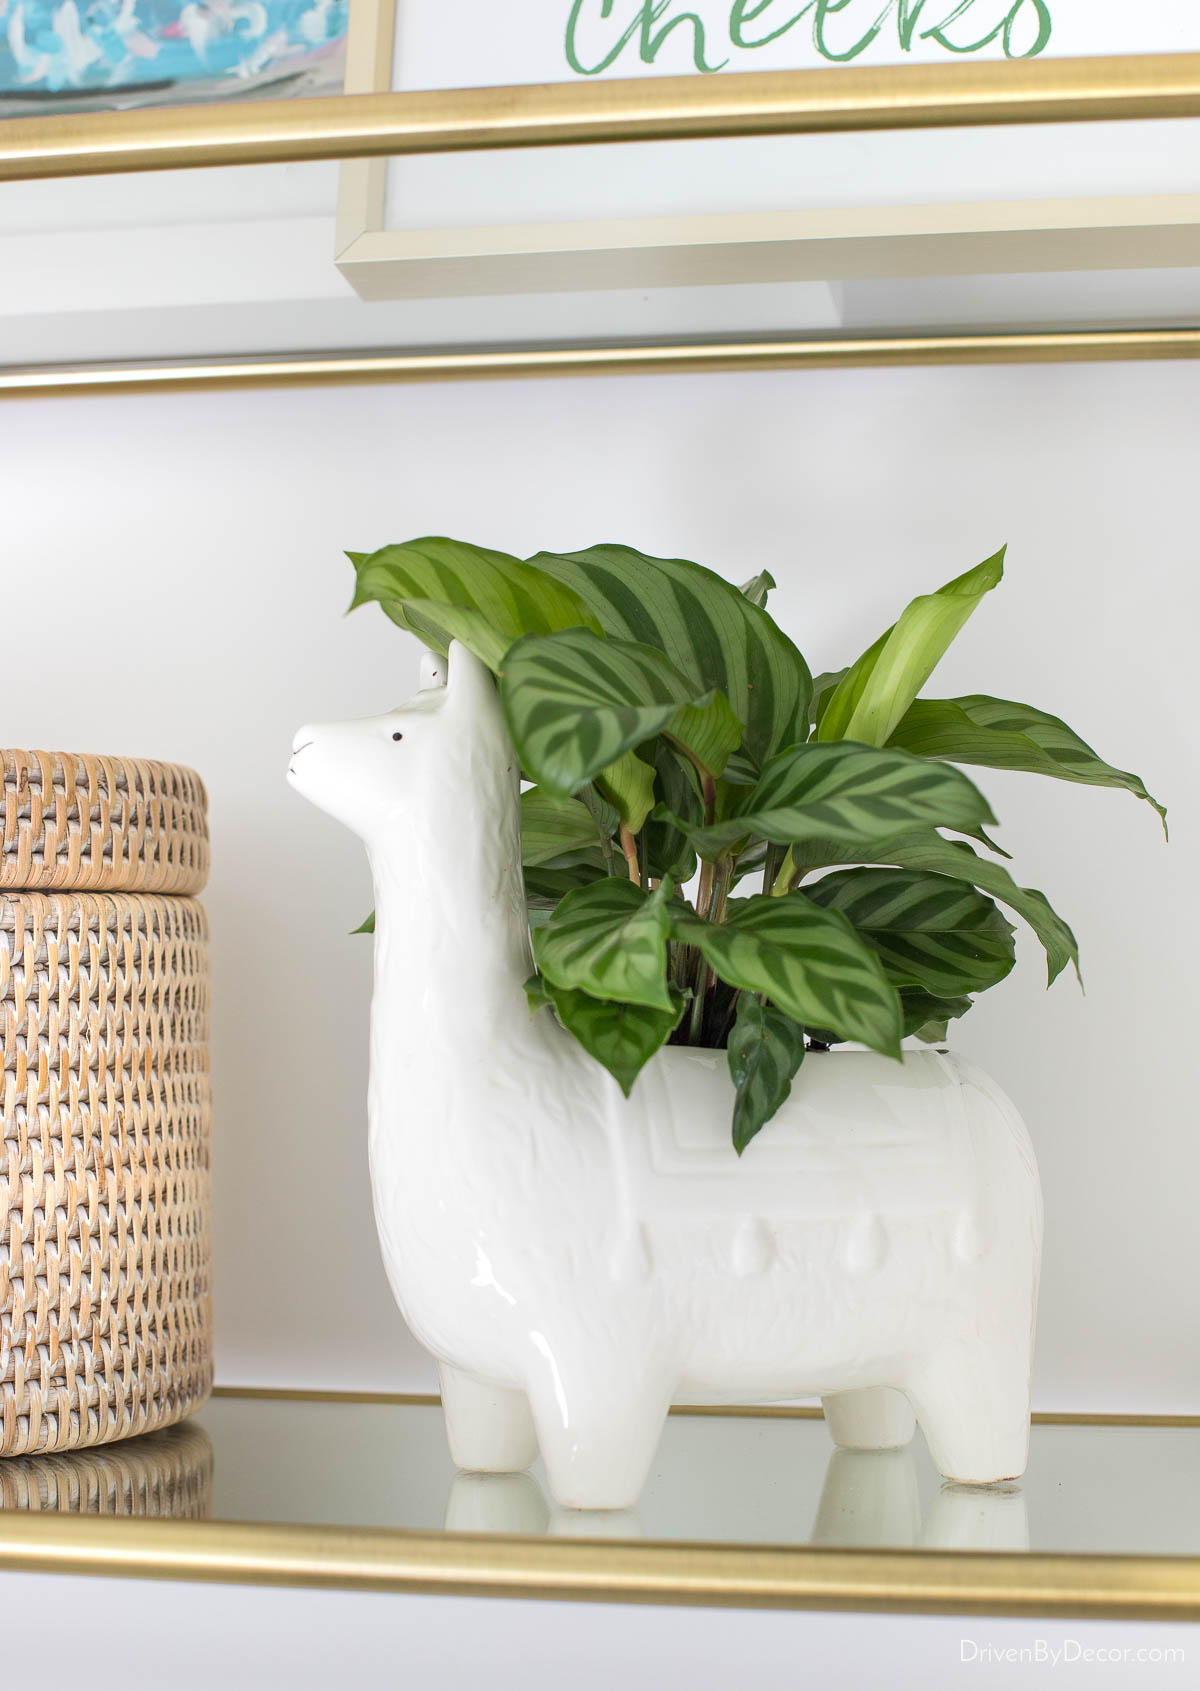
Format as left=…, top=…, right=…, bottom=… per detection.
left=288, top=641, right=498, bottom=843
left=289, top=643, right=1043, bottom=1512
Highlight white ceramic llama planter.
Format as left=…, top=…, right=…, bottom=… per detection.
left=289, top=642, right=1043, bottom=1511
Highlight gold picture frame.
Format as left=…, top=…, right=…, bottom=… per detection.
left=331, top=18, right=1200, bottom=302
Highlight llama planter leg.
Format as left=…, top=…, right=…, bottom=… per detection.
left=904, top=1337, right=1034, bottom=1485
left=524, top=1339, right=676, bottom=1512
left=289, top=642, right=1042, bottom=1513
left=439, top=1367, right=539, bottom=1475
left=822, top=1388, right=917, bottom=1452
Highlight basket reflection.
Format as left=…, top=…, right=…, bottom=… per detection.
left=0, top=1422, right=213, bottom=1518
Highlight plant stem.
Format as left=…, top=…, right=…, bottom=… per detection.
left=710, top=852, right=733, bottom=925
left=688, top=861, right=714, bottom=1045
left=701, top=772, right=717, bottom=824
left=663, top=733, right=717, bottom=816
left=714, top=987, right=742, bottom=1048
left=686, top=852, right=734, bottom=1047
left=687, top=961, right=709, bottom=1045
left=770, top=845, right=796, bottom=896
left=695, top=855, right=715, bottom=919
left=619, top=823, right=641, bottom=885
left=701, top=855, right=735, bottom=1045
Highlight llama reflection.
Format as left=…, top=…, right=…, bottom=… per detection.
left=811, top=1448, right=1029, bottom=1551
left=444, top=1441, right=1028, bottom=1551
left=445, top=1471, right=644, bottom=1540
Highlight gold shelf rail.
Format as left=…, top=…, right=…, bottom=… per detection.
left=1, top=1510, right=1198, bottom=1620
left=3, top=329, right=1199, bottom=397
left=2, top=52, right=1200, bottom=181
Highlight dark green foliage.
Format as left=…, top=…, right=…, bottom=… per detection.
left=348, top=537, right=1164, bottom=1149
left=727, top=999, right=808, bottom=1154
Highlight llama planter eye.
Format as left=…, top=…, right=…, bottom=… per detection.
left=289, top=641, right=1043, bottom=1512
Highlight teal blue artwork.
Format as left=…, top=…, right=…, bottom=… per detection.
left=0, top=0, right=349, bottom=114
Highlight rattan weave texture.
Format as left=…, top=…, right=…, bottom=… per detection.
left=1, top=751, right=212, bottom=1459
left=1, top=749, right=208, bottom=895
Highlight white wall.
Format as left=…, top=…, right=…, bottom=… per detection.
left=2, top=358, right=1194, bottom=1411
left=1, top=1573, right=1193, bottom=1691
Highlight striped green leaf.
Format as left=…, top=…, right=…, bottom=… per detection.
left=524, top=861, right=606, bottom=911
left=727, top=998, right=807, bottom=1154
left=520, top=789, right=608, bottom=868
left=642, top=744, right=701, bottom=884
left=958, top=823, right=1013, bottom=860
left=804, top=868, right=1017, bottom=998
left=817, top=549, right=1005, bottom=747
left=899, top=988, right=974, bottom=1043
left=348, top=537, right=600, bottom=671
left=528, top=545, right=811, bottom=770
left=667, top=696, right=745, bottom=780
left=676, top=742, right=996, bottom=856
left=865, top=832, right=1078, bottom=986
left=593, top=748, right=658, bottom=834
left=533, top=877, right=674, bottom=1011
left=888, top=695, right=1167, bottom=834
left=739, top=570, right=775, bottom=609
left=673, top=893, right=903, bottom=1058
left=525, top=975, right=686, bottom=1096
left=810, top=668, right=848, bottom=731
left=499, top=628, right=734, bottom=800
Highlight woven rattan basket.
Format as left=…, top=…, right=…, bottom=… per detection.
left=1, top=751, right=211, bottom=1458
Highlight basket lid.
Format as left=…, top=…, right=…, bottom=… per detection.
left=1, top=749, right=208, bottom=895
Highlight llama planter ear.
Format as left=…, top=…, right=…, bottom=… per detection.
left=419, top=649, right=447, bottom=691
left=290, top=661, right=1043, bottom=1512
left=444, top=639, right=500, bottom=717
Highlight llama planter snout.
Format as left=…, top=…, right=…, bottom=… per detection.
left=289, top=641, right=1043, bottom=1511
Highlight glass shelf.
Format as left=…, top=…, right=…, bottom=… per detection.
left=179, top=1397, right=1200, bottom=1555
left=1, top=1391, right=1199, bottom=1618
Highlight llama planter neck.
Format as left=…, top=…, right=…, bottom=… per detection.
left=289, top=642, right=1043, bottom=1512
left=292, top=642, right=534, bottom=1050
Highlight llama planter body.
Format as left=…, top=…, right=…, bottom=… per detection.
left=289, top=642, right=1043, bottom=1511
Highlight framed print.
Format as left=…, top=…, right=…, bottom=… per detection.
left=335, top=0, right=1200, bottom=299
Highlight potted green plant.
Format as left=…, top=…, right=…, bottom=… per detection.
left=288, top=537, right=1163, bottom=1509
left=346, top=538, right=1163, bottom=1150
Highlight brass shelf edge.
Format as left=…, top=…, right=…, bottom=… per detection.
left=208, top=1384, right=1200, bottom=1427
left=211, top=1385, right=444, bottom=1408
left=3, top=53, right=1200, bottom=181
left=0, top=1513, right=1198, bottom=1618
left=2, top=329, right=1199, bottom=397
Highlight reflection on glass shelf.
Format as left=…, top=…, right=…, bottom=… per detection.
left=0, top=1423, right=212, bottom=1518
left=441, top=1448, right=1031, bottom=1550
left=180, top=1398, right=1200, bottom=1553
left=1, top=1396, right=1197, bottom=1558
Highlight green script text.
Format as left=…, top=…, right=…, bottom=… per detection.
left=565, top=0, right=1054, bottom=75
